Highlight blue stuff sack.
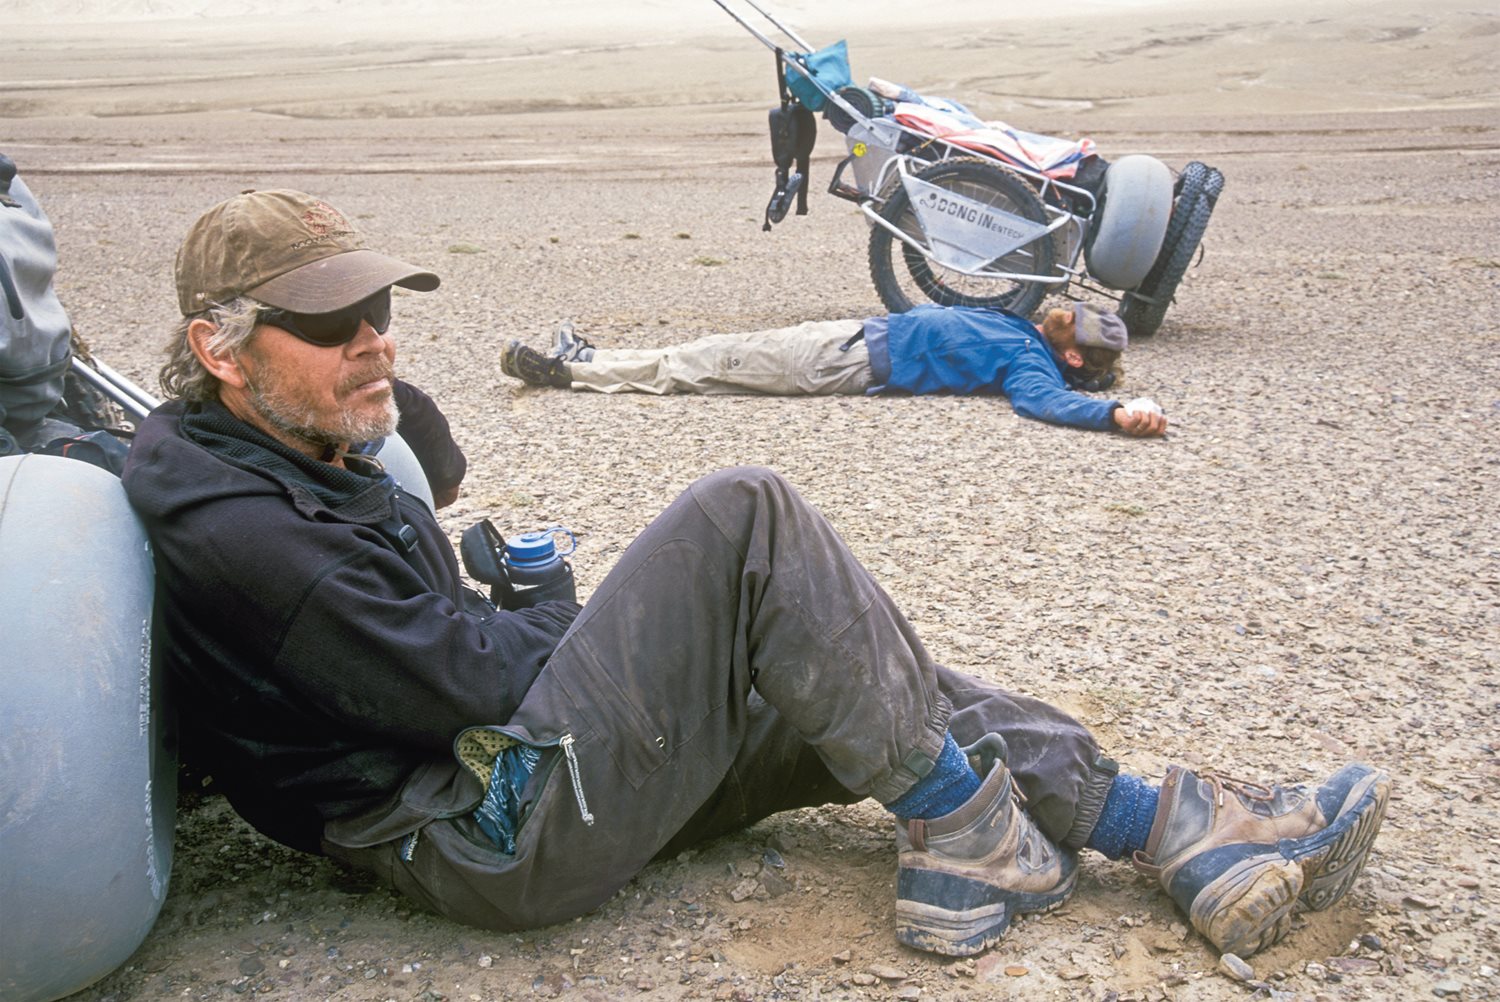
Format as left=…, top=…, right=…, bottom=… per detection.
left=784, top=40, right=851, bottom=112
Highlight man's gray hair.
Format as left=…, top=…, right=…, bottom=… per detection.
left=159, top=296, right=264, bottom=403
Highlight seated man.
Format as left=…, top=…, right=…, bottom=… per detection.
left=123, top=188, right=1387, bottom=960
left=1, top=155, right=466, bottom=496
left=500, top=304, right=1168, bottom=438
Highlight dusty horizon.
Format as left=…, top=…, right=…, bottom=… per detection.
left=7, top=0, right=1495, bottom=126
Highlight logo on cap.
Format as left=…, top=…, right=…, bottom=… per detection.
left=292, top=202, right=355, bottom=249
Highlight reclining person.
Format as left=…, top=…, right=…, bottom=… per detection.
left=123, top=188, right=1388, bottom=961
left=500, top=304, right=1168, bottom=438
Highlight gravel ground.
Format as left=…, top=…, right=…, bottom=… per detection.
left=8, top=2, right=1499, bottom=999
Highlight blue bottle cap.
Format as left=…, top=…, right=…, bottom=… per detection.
left=504, top=526, right=575, bottom=566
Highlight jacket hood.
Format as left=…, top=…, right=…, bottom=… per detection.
left=124, top=400, right=277, bottom=519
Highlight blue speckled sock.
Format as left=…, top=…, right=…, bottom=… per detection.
left=883, top=732, right=983, bottom=820
left=1084, top=772, right=1161, bottom=860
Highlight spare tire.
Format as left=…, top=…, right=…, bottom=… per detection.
left=824, top=86, right=885, bottom=134
left=1119, top=188, right=1215, bottom=338
left=1084, top=154, right=1173, bottom=290
left=0, top=454, right=175, bottom=1002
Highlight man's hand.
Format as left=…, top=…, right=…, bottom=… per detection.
left=432, top=484, right=460, bottom=509
left=1112, top=405, right=1168, bottom=437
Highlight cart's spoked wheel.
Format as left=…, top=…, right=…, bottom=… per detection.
left=1119, top=177, right=1218, bottom=338
left=868, top=157, right=1055, bottom=317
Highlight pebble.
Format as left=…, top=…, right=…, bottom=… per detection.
left=477, top=955, right=493, bottom=969
left=1432, top=980, right=1464, bottom=997
left=868, top=965, right=907, bottom=981
left=1218, top=953, right=1254, bottom=982
left=761, top=870, right=793, bottom=898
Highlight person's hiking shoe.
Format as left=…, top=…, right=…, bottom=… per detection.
left=501, top=340, right=571, bottom=388
left=550, top=320, right=595, bottom=362
left=1132, top=764, right=1391, bottom=958
left=895, top=754, right=1077, bottom=957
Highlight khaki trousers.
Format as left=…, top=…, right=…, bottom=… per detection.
left=567, top=319, right=872, bottom=395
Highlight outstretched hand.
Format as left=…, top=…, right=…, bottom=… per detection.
left=1112, top=406, right=1168, bottom=437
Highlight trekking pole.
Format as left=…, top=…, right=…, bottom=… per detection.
left=71, top=356, right=159, bottom=423
left=92, top=357, right=160, bottom=413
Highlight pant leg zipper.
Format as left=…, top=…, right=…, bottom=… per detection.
left=560, top=733, right=595, bottom=826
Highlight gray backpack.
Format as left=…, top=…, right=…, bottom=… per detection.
left=1, top=154, right=73, bottom=454
left=1, top=155, right=130, bottom=473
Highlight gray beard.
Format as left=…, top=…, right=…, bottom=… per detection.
left=247, top=378, right=399, bottom=449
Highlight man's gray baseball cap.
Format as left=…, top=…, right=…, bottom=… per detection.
left=175, top=189, right=439, bottom=316
left=1072, top=301, right=1128, bottom=352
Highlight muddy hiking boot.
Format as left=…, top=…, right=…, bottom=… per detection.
left=1132, top=764, right=1391, bottom=958
left=501, top=340, right=571, bottom=389
left=895, top=738, right=1077, bottom=957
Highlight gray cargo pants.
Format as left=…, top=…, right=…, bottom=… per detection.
left=334, top=466, right=1115, bottom=930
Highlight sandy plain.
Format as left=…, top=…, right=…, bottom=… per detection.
left=4, top=0, right=1499, bottom=999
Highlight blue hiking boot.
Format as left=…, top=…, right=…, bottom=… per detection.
left=895, top=757, right=1077, bottom=957
left=550, top=320, right=595, bottom=362
left=1132, top=764, right=1391, bottom=957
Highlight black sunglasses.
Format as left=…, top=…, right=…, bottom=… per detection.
left=257, top=287, right=392, bottom=347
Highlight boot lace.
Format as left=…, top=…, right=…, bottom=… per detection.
left=1202, top=773, right=1276, bottom=808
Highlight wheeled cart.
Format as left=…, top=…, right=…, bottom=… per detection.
left=714, top=0, right=1224, bottom=335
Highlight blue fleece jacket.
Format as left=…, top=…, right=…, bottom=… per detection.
left=879, top=306, right=1119, bottom=431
